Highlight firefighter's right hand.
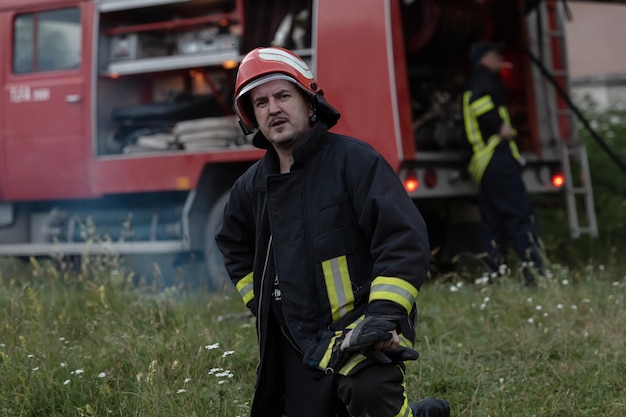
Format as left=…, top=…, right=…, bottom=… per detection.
left=340, top=316, right=396, bottom=352
left=499, top=123, right=514, bottom=140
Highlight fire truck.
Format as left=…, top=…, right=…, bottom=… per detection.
left=0, top=0, right=603, bottom=286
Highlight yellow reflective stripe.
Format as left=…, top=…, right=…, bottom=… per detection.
left=322, top=255, right=355, bottom=322
left=468, top=134, right=500, bottom=184
left=496, top=105, right=524, bottom=163
left=394, top=380, right=412, bottom=417
left=319, top=331, right=343, bottom=369
left=470, top=95, right=495, bottom=116
left=338, top=352, right=368, bottom=376
left=236, top=272, right=254, bottom=306
left=398, top=334, right=413, bottom=349
left=463, top=91, right=485, bottom=153
left=369, top=276, right=418, bottom=315
left=509, top=140, right=521, bottom=162
left=498, top=105, right=511, bottom=125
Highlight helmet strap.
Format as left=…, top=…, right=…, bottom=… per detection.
left=238, top=119, right=254, bottom=136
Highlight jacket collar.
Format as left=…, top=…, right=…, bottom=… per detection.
left=251, top=121, right=329, bottom=190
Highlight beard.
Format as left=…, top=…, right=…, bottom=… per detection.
left=273, top=137, right=295, bottom=148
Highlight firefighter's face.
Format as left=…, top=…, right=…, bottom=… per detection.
left=482, top=50, right=503, bottom=72
left=250, top=79, right=313, bottom=149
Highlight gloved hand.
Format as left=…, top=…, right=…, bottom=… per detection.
left=304, top=316, right=419, bottom=373
left=364, top=344, right=420, bottom=365
left=339, top=316, right=396, bottom=352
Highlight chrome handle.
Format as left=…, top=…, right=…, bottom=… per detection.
left=65, top=94, right=81, bottom=103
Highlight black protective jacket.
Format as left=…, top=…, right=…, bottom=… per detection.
left=462, top=64, right=522, bottom=184
left=216, top=111, right=430, bottom=416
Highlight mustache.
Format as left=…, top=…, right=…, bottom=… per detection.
left=270, top=116, right=288, bottom=126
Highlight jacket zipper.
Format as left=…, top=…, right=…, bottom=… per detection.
left=257, top=235, right=273, bottom=337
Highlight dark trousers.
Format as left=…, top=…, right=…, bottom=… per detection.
left=478, top=146, right=542, bottom=276
left=278, top=329, right=410, bottom=417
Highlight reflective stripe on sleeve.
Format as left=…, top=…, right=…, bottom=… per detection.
left=338, top=352, right=368, bottom=376
left=498, top=105, right=512, bottom=125
left=236, top=272, right=254, bottom=306
left=369, top=276, right=418, bottom=314
left=470, top=94, right=495, bottom=116
left=319, top=331, right=344, bottom=370
left=463, top=91, right=485, bottom=153
left=322, top=255, right=355, bottom=322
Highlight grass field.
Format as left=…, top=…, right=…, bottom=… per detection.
left=1, top=253, right=624, bottom=417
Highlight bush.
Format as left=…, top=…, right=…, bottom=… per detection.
left=535, top=98, right=626, bottom=268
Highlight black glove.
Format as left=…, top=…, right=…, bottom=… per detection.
left=339, top=316, right=395, bottom=352
left=304, top=316, right=419, bottom=373
left=341, top=316, right=419, bottom=365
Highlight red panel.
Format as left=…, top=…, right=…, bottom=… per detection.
left=91, top=149, right=263, bottom=195
left=316, top=0, right=405, bottom=170
left=0, top=0, right=85, bottom=12
left=389, top=0, right=415, bottom=160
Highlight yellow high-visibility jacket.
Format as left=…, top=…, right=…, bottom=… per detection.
left=462, top=65, right=522, bottom=184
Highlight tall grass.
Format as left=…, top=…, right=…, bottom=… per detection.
left=1, top=253, right=624, bottom=416
left=1, top=100, right=624, bottom=417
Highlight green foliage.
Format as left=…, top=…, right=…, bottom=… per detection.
left=416, top=267, right=626, bottom=417
left=1, top=254, right=625, bottom=416
left=534, top=99, right=626, bottom=267
left=0, top=256, right=256, bottom=417
left=579, top=101, right=626, bottom=237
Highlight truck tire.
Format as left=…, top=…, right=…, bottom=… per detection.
left=205, top=191, right=232, bottom=291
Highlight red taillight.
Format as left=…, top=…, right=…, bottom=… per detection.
left=403, top=171, right=419, bottom=192
left=551, top=172, right=565, bottom=188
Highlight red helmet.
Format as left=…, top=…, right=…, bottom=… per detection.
left=234, top=47, right=319, bottom=130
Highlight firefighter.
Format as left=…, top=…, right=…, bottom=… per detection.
left=462, top=41, right=543, bottom=284
left=216, top=47, right=450, bottom=417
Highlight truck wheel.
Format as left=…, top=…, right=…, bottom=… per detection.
left=205, top=191, right=232, bottom=291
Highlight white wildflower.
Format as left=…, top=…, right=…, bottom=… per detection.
left=222, top=351, right=235, bottom=358
left=63, top=380, right=70, bottom=385
left=98, top=372, right=106, bottom=378
left=205, top=343, right=220, bottom=350
left=177, top=389, right=187, bottom=394
left=474, top=276, right=489, bottom=285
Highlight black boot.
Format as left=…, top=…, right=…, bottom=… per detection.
left=409, top=398, right=450, bottom=417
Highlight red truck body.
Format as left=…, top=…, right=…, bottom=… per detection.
left=0, top=0, right=602, bottom=284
